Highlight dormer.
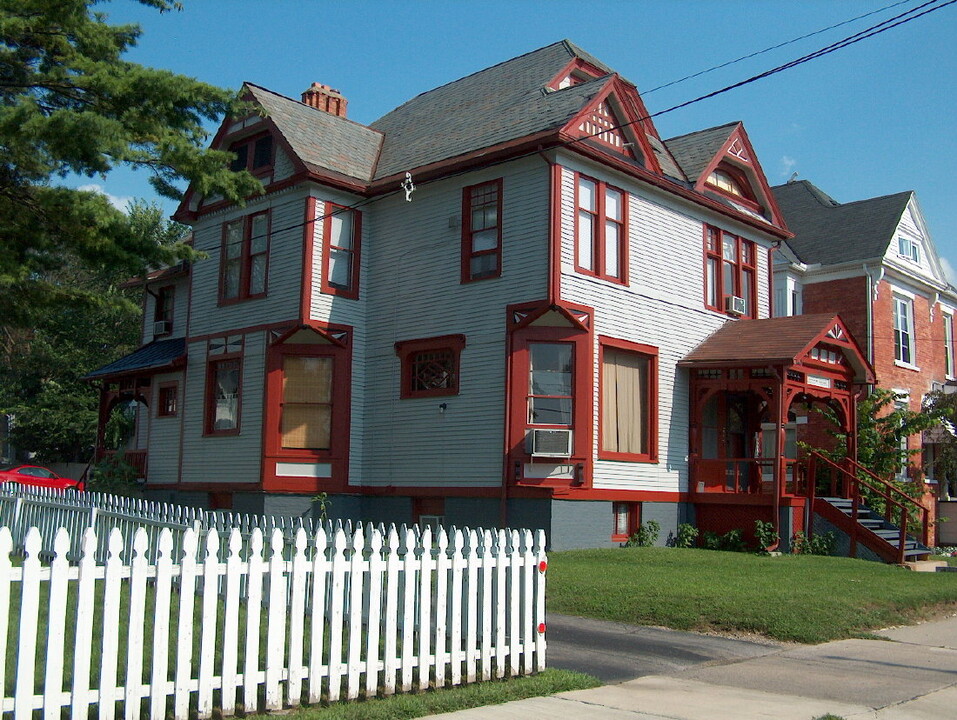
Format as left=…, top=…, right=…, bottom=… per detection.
left=561, top=77, right=662, bottom=174
left=547, top=57, right=607, bottom=91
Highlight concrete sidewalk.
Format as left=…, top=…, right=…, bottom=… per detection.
left=423, top=615, right=957, bottom=719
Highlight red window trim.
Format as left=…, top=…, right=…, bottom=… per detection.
left=203, top=352, right=243, bottom=437
left=262, top=331, right=352, bottom=493
left=228, top=131, right=274, bottom=179
left=573, top=172, right=628, bottom=285
left=321, top=202, right=361, bottom=299
left=395, top=334, right=467, bottom=399
left=611, top=501, right=641, bottom=541
left=218, top=210, right=270, bottom=305
left=157, top=382, right=178, bottom=418
left=461, top=179, right=503, bottom=283
left=153, top=285, right=174, bottom=336
left=598, top=337, right=659, bottom=463
left=703, top=225, right=757, bottom=318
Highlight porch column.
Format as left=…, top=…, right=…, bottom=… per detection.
left=94, top=383, right=113, bottom=461
left=771, top=373, right=787, bottom=550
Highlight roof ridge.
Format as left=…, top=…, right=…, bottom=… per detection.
left=371, top=40, right=578, bottom=123
left=664, top=121, right=740, bottom=144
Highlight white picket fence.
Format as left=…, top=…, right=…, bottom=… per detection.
left=0, top=522, right=548, bottom=719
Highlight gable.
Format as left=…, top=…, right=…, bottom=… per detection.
left=694, top=124, right=784, bottom=226
left=882, top=196, right=948, bottom=285
left=561, top=78, right=662, bottom=173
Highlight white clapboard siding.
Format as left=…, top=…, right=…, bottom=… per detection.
left=0, top=496, right=547, bottom=719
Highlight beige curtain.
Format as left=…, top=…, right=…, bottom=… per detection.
left=281, top=357, right=332, bottom=449
left=602, top=349, right=647, bottom=454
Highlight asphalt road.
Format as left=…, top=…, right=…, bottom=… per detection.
left=543, top=613, right=784, bottom=683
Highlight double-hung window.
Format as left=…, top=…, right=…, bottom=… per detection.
left=462, top=180, right=502, bottom=282
left=704, top=225, right=756, bottom=318
left=528, top=343, right=574, bottom=426
left=220, top=211, right=269, bottom=303
left=153, top=285, right=173, bottom=336
left=322, top=204, right=361, bottom=299
left=898, top=236, right=921, bottom=264
left=575, top=174, right=627, bottom=283
left=600, top=339, right=657, bottom=461
left=893, top=295, right=916, bottom=366
left=229, top=133, right=273, bottom=175
left=280, top=356, right=333, bottom=450
left=205, top=336, right=243, bottom=435
left=945, top=313, right=955, bottom=378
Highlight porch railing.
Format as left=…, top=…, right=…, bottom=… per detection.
left=806, top=450, right=930, bottom=563
left=692, top=458, right=805, bottom=496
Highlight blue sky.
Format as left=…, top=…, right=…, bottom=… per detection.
left=92, top=0, right=957, bottom=272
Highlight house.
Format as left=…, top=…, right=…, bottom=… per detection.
left=87, top=41, right=875, bottom=550
left=771, top=180, right=957, bottom=529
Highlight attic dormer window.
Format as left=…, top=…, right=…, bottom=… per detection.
left=898, top=236, right=921, bottom=263
left=229, top=134, right=273, bottom=174
left=707, top=169, right=746, bottom=198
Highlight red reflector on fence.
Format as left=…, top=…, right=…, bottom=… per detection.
left=538, top=622, right=546, bottom=634
left=538, top=560, right=547, bottom=573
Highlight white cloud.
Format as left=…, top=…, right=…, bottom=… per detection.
left=77, top=183, right=134, bottom=213
left=780, top=156, right=797, bottom=180
left=940, top=256, right=957, bottom=285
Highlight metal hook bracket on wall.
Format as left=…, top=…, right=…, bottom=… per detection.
left=401, top=172, right=415, bottom=202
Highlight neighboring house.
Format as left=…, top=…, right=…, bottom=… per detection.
left=88, top=41, right=873, bottom=550
left=771, top=179, right=957, bottom=522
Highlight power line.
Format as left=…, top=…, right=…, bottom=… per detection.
left=642, top=0, right=919, bottom=96
left=241, top=0, right=953, bottom=245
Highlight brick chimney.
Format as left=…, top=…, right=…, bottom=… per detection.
left=301, top=82, right=348, bottom=117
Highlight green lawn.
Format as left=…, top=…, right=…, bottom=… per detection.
left=242, top=670, right=599, bottom=720
left=546, top=547, right=957, bottom=644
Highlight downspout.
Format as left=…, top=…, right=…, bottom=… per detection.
left=863, top=264, right=884, bottom=365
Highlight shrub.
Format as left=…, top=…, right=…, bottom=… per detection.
left=792, top=531, right=836, bottom=556
left=671, top=523, right=699, bottom=548
left=625, top=519, right=660, bottom=547
left=754, top=520, right=779, bottom=553
left=702, top=528, right=746, bottom=552
left=86, top=457, right=143, bottom=497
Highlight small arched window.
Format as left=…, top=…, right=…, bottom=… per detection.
left=707, top=168, right=747, bottom=198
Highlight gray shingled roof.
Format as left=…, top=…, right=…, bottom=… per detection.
left=84, top=338, right=186, bottom=380
left=245, top=84, right=383, bottom=183
left=771, top=180, right=912, bottom=266
left=369, top=40, right=616, bottom=180
left=664, top=122, right=737, bottom=183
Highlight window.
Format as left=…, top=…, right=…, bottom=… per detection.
left=600, top=339, right=657, bottom=461
left=946, top=313, right=955, bottom=378
left=321, top=203, right=361, bottom=298
left=462, top=180, right=502, bottom=282
left=893, top=296, right=915, bottom=366
left=707, top=169, right=747, bottom=197
left=229, top=134, right=273, bottom=174
left=704, top=225, right=756, bottom=318
left=898, top=236, right=921, bottom=263
left=157, top=383, right=178, bottom=418
left=280, top=356, right=333, bottom=450
left=612, top=501, right=639, bottom=541
left=220, top=211, right=269, bottom=303
left=396, top=335, right=466, bottom=399
left=575, top=174, right=627, bottom=283
left=153, top=286, right=173, bottom=335
left=528, top=343, right=573, bottom=426
left=205, top=358, right=241, bottom=434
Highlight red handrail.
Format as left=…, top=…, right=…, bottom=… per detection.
left=806, top=450, right=928, bottom=563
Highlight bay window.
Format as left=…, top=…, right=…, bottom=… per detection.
left=280, top=356, right=333, bottom=450
left=528, top=342, right=573, bottom=426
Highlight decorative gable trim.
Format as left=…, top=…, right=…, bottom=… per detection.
left=270, top=322, right=350, bottom=348
left=546, top=57, right=608, bottom=90
left=694, top=123, right=786, bottom=228
left=508, top=300, right=592, bottom=333
left=560, top=77, right=662, bottom=174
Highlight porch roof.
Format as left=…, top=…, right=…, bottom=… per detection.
left=679, top=314, right=874, bottom=383
left=84, top=338, right=186, bottom=381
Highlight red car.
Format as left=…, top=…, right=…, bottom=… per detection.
left=0, top=464, right=84, bottom=491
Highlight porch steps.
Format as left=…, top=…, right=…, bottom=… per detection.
left=819, top=497, right=932, bottom=562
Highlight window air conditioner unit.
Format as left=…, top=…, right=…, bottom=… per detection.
left=725, top=295, right=746, bottom=315
left=527, top=428, right=573, bottom=457
left=153, top=320, right=171, bottom=336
